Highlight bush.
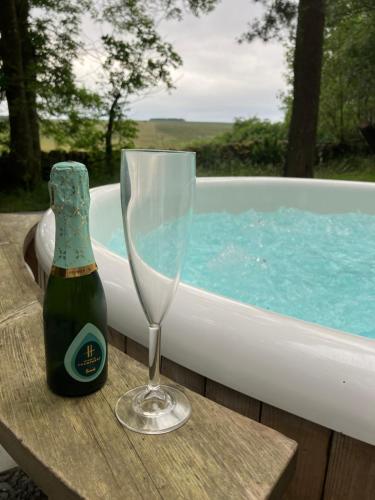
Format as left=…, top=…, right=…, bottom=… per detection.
left=219, top=117, right=286, bottom=144
left=188, top=117, right=286, bottom=176
left=316, top=141, right=371, bottom=163
left=0, top=149, right=123, bottom=193
left=41, top=151, right=93, bottom=180
left=191, top=141, right=285, bottom=176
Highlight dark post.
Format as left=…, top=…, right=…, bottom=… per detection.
left=359, top=123, right=375, bottom=154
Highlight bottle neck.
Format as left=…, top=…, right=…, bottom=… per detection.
left=51, top=212, right=96, bottom=278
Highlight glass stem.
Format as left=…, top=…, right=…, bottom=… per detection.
left=148, top=324, right=161, bottom=391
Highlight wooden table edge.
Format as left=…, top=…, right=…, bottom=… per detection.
left=0, top=213, right=298, bottom=499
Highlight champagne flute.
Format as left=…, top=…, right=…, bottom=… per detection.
left=115, top=149, right=195, bottom=434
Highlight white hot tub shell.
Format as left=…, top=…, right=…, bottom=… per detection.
left=36, top=177, right=375, bottom=445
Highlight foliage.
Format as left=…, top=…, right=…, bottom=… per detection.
left=240, top=0, right=326, bottom=178
left=42, top=103, right=138, bottom=154
left=318, top=0, right=375, bottom=142
left=30, top=1, right=88, bottom=118
left=189, top=118, right=287, bottom=175
left=0, top=120, right=9, bottom=151
left=281, top=0, right=375, bottom=144
left=3, top=151, right=375, bottom=212
left=217, top=117, right=286, bottom=143
left=97, top=6, right=183, bottom=167
left=194, top=141, right=285, bottom=175
left=42, top=89, right=103, bottom=151
left=0, top=0, right=220, bottom=164
left=239, top=0, right=298, bottom=43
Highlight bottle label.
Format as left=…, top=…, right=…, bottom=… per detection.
left=50, top=263, right=98, bottom=279
left=64, top=323, right=106, bottom=382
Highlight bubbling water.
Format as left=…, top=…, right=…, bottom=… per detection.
left=107, top=208, right=375, bottom=340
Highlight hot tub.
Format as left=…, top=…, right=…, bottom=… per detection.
left=35, top=177, right=375, bottom=446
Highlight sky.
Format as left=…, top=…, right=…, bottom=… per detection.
left=0, top=0, right=287, bottom=123
left=75, top=0, right=287, bottom=123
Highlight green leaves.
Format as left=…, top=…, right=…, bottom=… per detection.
left=1, top=0, right=219, bottom=156
left=319, top=0, right=375, bottom=142
left=240, top=0, right=298, bottom=43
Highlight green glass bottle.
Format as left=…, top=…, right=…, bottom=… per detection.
left=43, top=161, right=108, bottom=397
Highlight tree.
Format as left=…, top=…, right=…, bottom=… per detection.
left=319, top=0, right=375, bottom=143
left=284, top=0, right=325, bottom=177
left=91, top=0, right=217, bottom=172
left=0, top=0, right=218, bottom=187
left=241, top=0, right=326, bottom=178
left=0, top=0, right=40, bottom=187
left=0, top=0, right=88, bottom=187
left=100, top=27, right=181, bottom=172
left=281, top=0, right=375, bottom=145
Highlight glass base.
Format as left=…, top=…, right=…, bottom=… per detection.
left=115, top=384, right=191, bottom=434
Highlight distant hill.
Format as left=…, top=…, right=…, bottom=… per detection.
left=149, top=118, right=186, bottom=122
left=135, top=120, right=233, bottom=148
left=40, top=119, right=233, bottom=151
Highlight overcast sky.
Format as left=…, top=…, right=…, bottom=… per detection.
left=76, top=0, right=287, bottom=123
left=0, top=1, right=287, bottom=123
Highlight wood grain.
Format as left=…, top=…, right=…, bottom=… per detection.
left=205, top=379, right=261, bottom=421
left=323, top=433, right=375, bottom=500
left=126, top=337, right=148, bottom=365
left=0, top=214, right=297, bottom=499
left=104, top=351, right=297, bottom=500
left=161, top=357, right=206, bottom=395
left=0, top=310, right=297, bottom=500
left=0, top=217, right=41, bottom=321
left=261, top=404, right=332, bottom=500
left=0, top=213, right=41, bottom=247
left=107, top=326, right=126, bottom=352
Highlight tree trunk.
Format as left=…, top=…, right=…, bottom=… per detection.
left=359, top=122, right=375, bottom=153
left=0, top=0, right=41, bottom=188
left=105, top=93, right=121, bottom=175
left=17, top=0, right=41, bottom=184
left=284, top=0, right=326, bottom=178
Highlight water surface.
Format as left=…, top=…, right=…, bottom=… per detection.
left=107, top=208, right=375, bottom=339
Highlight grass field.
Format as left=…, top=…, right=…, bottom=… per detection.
left=1, top=158, right=374, bottom=212
left=40, top=119, right=233, bottom=151
left=134, top=120, right=233, bottom=148
left=1, top=119, right=374, bottom=212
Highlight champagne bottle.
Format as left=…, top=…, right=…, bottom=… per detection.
left=43, top=161, right=108, bottom=396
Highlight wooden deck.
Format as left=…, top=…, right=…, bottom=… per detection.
left=108, top=335, right=375, bottom=500
left=0, top=213, right=297, bottom=499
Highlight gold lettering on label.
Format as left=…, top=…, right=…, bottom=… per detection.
left=77, top=355, right=101, bottom=368
left=86, top=344, right=94, bottom=358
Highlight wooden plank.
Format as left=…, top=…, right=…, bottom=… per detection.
left=261, top=403, right=331, bottom=500
left=94, top=348, right=297, bottom=500
left=0, top=213, right=298, bottom=499
left=0, top=306, right=297, bottom=500
left=126, top=337, right=148, bottom=365
left=205, top=379, right=261, bottom=421
left=0, top=306, right=161, bottom=500
left=0, top=214, right=41, bottom=247
left=161, top=357, right=206, bottom=395
left=323, top=433, right=375, bottom=500
left=0, top=308, right=297, bottom=496
left=107, top=326, right=126, bottom=352
left=0, top=243, right=40, bottom=323
left=0, top=214, right=42, bottom=320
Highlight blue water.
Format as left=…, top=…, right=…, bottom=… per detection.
left=107, top=208, right=375, bottom=339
